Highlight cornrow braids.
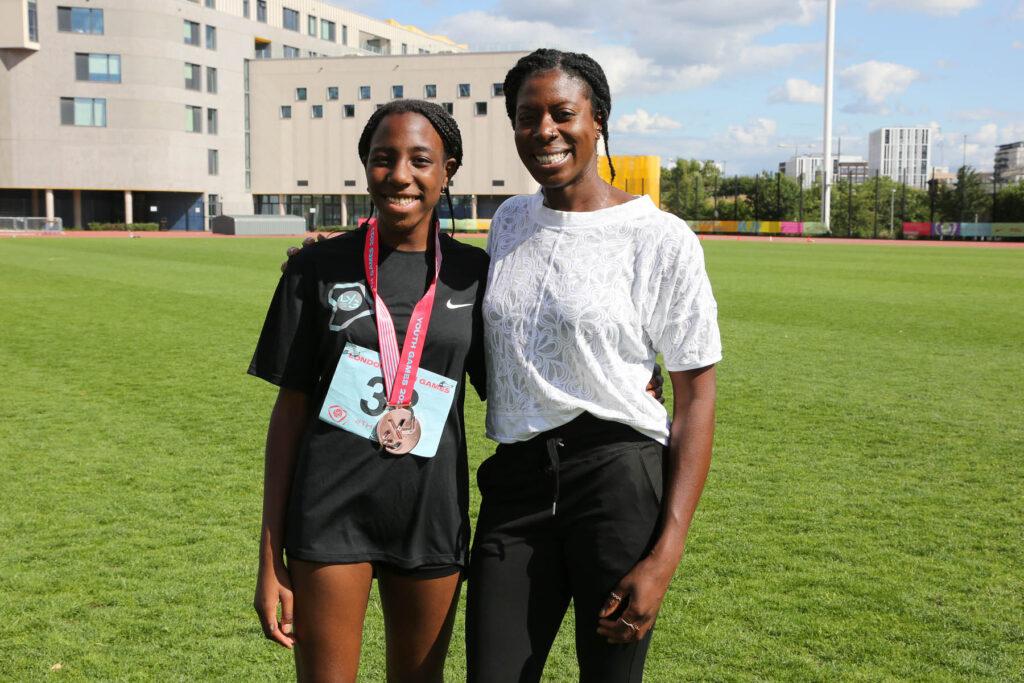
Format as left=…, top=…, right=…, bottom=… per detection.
left=502, top=48, right=616, bottom=182
left=357, top=99, right=464, bottom=234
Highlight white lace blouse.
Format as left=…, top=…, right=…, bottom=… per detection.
left=483, top=191, right=722, bottom=445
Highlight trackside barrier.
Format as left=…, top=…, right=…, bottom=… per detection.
left=902, top=222, right=1024, bottom=239
left=685, top=220, right=830, bottom=236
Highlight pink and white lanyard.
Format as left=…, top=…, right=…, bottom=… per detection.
left=362, top=221, right=442, bottom=408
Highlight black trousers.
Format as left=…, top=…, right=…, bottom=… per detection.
left=466, top=414, right=665, bottom=682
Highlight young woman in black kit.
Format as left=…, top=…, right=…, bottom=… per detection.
left=248, top=100, right=489, bottom=681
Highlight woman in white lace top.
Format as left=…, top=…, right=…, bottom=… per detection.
left=465, top=49, right=721, bottom=682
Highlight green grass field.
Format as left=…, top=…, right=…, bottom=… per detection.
left=1, top=236, right=1021, bottom=681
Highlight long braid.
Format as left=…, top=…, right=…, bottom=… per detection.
left=502, top=49, right=616, bottom=182
left=358, top=99, right=464, bottom=235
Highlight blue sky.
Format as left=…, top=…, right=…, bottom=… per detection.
left=330, top=0, right=1024, bottom=174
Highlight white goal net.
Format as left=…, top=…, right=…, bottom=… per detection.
left=0, top=217, right=63, bottom=231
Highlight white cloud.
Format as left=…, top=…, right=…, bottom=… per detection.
left=919, top=121, right=1024, bottom=171
left=769, top=78, right=824, bottom=104
left=728, top=118, right=778, bottom=146
left=869, top=0, right=980, bottom=16
left=436, top=2, right=822, bottom=95
left=840, top=60, right=920, bottom=112
left=435, top=12, right=722, bottom=95
left=611, top=109, right=683, bottom=134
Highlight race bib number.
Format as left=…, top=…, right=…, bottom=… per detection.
left=319, top=343, right=458, bottom=458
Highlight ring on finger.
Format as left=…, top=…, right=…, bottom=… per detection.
left=619, top=617, right=639, bottom=633
left=609, top=592, right=623, bottom=602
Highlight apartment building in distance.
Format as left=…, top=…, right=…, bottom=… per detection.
left=781, top=155, right=869, bottom=189
left=994, top=141, right=1024, bottom=184
left=868, top=126, right=932, bottom=189
left=0, top=1, right=537, bottom=230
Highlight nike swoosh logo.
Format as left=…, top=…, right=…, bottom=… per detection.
left=446, top=299, right=473, bottom=310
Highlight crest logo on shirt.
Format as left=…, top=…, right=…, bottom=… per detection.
left=328, top=282, right=372, bottom=332
left=326, top=405, right=348, bottom=423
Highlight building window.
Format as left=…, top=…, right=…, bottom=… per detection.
left=206, top=66, right=217, bottom=93
left=205, top=25, right=217, bottom=50
left=458, top=83, right=471, bottom=98
left=295, top=87, right=307, bottom=101
left=311, top=105, right=323, bottom=119
left=185, top=105, right=202, bottom=133
left=321, top=19, right=336, bottom=42
left=207, top=108, right=218, bottom=134
left=57, top=6, right=103, bottom=35
left=307, top=14, right=317, bottom=36
left=76, top=54, right=121, bottom=83
left=184, top=20, right=200, bottom=45
left=28, top=0, right=38, bottom=42
left=419, top=48, right=428, bottom=55
left=401, top=43, right=408, bottom=54
left=208, top=149, right=219, bottom=175
left=283, top=45, right=299, bottom=59
left=344, top=180, right=356, bottom=187
left=60, top=97, right=106, bottom=127
left=492, top=83, right=504, bottom=97
left=280, top=105, right=292, bottom=119
left=424, top=84, right=436, bottom=99
left=283, top=7, right=299, bottom=31
left=492, top=180, right=505, bottom=187
left=327, top=86, right=339, bottom=100
left=205, top=0, right=215, bottom=7
left=475, top=102, right=487, bottom=116
left=358, top=85, right=370, bottom=100
left=341, top=24, right=348, bottom=45
left=442, top=102, right=453, bottom=115
left=184, top=62, right=201, bottom=90
left=254, top=40, right=271, bottom=59
left=256, top=0, right=267, bottom=23
left=343, top=104, right=355, bottom=117
left=208, top=194, right=220, bottom=216
left=242, top=0, right=250, bottom=18
left=391, top=85, right=403, bottom=99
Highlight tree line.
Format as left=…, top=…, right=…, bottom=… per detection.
left=660, top=159, right=1024, bottom=237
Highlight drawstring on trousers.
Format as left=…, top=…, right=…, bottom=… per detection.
left=544, top=438, right=564, bottom=516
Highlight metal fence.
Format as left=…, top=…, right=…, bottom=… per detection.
left=0, top=217, right=63, bottom=231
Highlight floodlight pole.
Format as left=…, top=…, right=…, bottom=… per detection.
left=822, top=0, right=836, bottom=231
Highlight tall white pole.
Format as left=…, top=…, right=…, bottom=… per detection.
left=822, top=0, right=836, bottom=230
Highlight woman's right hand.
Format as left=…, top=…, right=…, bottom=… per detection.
left=254, top=559, right=295, bottom=648
left=280, top=235, right=323, bottom=272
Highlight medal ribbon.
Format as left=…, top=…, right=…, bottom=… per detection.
left=363, top=219, right=442, bottom=408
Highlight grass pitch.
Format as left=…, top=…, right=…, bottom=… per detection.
left=0, top=236, right=1021, bottom=681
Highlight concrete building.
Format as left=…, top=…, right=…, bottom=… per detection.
left=782, top=155, right=868, bottom=188
left=994, top=141, right=1024, bottom=183
left=249, top=51, right=534, bottom=229
left=0, top=0, right=504, bottom=229
left=868, top=127, right=931, bottom=189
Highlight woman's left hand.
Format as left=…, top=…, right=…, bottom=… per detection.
left=596, top=554, right=676, bottom=643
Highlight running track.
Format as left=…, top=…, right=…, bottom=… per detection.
left=3, top=230, right=1022, bottom=249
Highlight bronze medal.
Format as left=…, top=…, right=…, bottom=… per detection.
left=375, top=407, right=421, bottom=455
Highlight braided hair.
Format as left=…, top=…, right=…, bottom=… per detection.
left=357, top=99, right=464, bottom=233
left=502, top=48, right=616, bottom=181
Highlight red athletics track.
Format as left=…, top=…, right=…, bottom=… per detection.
left=3, top=230, right=1023, bottom=248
